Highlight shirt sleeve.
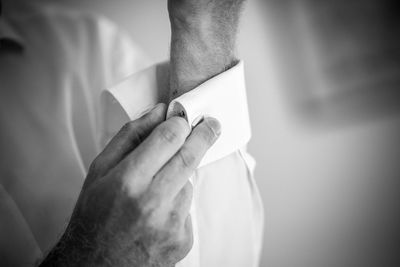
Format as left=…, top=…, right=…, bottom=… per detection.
left=102, top=61, right=251, bottom=168
left=101, top=62, right=264, bottom=265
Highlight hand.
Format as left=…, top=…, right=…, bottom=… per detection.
left=39, top=103, right=221, bottom=267
left=168, top=0, right=246, bottom=98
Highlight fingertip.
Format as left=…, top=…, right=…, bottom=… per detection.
left=168, top=115, right=191, bottom=136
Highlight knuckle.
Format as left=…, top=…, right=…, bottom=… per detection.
left=144, top=208, right=160, bottom=226
left=140, top=193, right=162, bottom=215
left=121, top=120, right=144, bottom=144
left=199, top=119, right=218, bottom=145
left=175, top=221, right=193, bottom=251
left=157, top=118, right=187, bottom=144
left=169, top=210, right=181, bottom=227
left=159, top=126, right=179, bottom=144
left=176, top=147, right=197, bottom=170
left=162, top=216, right=193, bottom=257
left=180, top=232, right=193, bottom=251
left=141, top=204, right=162, bottom=227
left=121, top=120, right=136, bottom=134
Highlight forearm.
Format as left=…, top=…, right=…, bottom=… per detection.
left=169, top=0, right=245, bottom=98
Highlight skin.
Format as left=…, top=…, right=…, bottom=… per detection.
left=39, top=104, right=221, bottom=267
left=39, top=0, right=245, bottom=265
left=168, top=0, right=246, bottom=98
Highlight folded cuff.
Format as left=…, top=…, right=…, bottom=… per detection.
left=102, top=61, right=251, bottom=168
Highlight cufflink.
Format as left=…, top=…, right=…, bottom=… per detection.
left=167, top=100, right=208, bottom=130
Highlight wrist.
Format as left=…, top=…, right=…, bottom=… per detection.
left=170, top=12, right=238, bottom=53
left=39, top=222, right=95, bottom=267
left=39, top=238, right=83, bottom=267
left=168, top=0, right=246, bottom=98
left=169, top=24, right=238, bottom=97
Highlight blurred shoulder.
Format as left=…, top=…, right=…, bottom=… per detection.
left=32, top=4, right=125, bottom=44
left=17, top=4, right=148, bottom=84
left=41, top=5, right=148, bottom=75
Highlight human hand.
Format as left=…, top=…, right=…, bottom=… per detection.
left=39, top=103, right=221, bottom=267
left=167, top=0, right=246, bottom=98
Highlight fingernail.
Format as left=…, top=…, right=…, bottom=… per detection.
left=205, top=117, right=221, bottom=137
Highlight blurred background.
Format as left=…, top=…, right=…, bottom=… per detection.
left=32, top=0, right=400, bottom=266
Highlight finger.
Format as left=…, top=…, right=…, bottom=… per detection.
left=120, top=116, right=191, bottom=187
left=172, top=182, right=193, bottom=224
left=90, top=103, right=167, bottom=177
left=151, top=117, right=221, bottom=199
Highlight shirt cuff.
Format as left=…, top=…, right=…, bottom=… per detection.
left=102, top=61, right=251, bottom=167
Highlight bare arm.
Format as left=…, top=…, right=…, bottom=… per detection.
left=168, top=0, right=246, bottom=99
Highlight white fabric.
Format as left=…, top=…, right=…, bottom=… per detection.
left=0, top=3, right=263, bottom=267
left=167, top=62, right=251, bottom=168
left=0, top=4, right=148, bottom=265
left=107, top=61, right=251, bottom=167
left=105, top=61, right=263, bottom=267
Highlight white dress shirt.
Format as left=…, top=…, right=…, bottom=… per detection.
left=0, top=3, right=263, bottom=267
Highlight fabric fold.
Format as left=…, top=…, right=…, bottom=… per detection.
left=104, top=61, right=251, bottom=168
